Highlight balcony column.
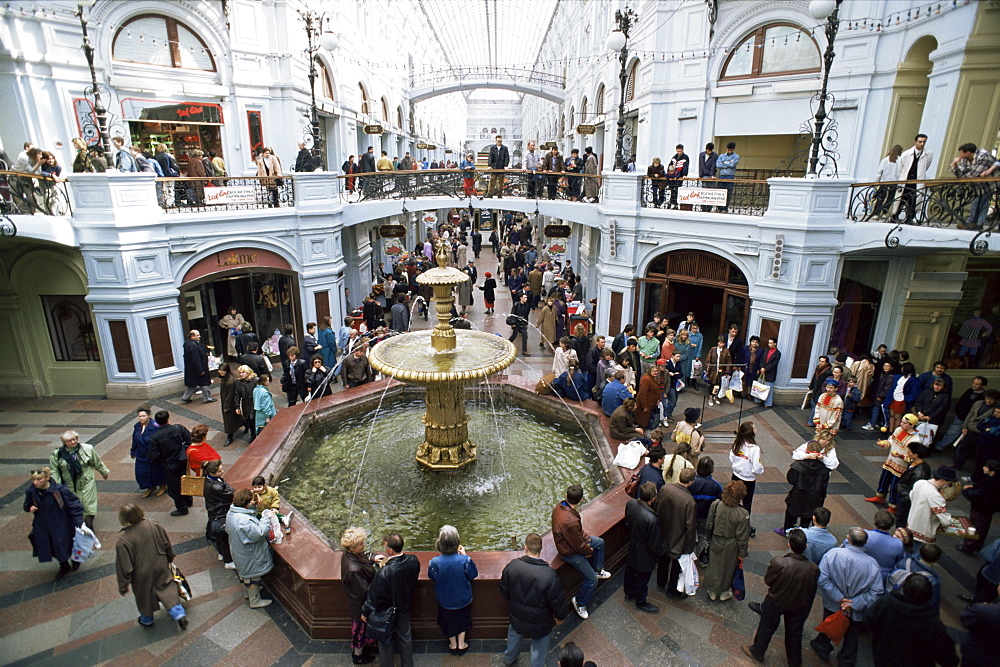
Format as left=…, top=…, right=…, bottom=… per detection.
left=593, top=171, right=641, bottom=335
left=293, top=172, right=349, bottom=324
left=70, top=173, right=187, bottom=398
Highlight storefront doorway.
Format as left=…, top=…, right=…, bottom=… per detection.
left=180, top=248, right=300, bottom=357
left=123, top=99, right=225, bottom=174
left=635, top=250, right=749, bottom=340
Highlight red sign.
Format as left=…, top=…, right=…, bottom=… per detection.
left=182, top=247, right=292, bottom=284
left=176, top=105, right=204, bottom=118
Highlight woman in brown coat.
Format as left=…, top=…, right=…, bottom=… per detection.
left=341, top=526, right=381, bottom=664
left=702, top=481, right=751, bottom=601
left=634, top=365, right=662, bottom=430
left=115, top=503, right=187, bottom=628
left=536, top=296, right=556, bottom=351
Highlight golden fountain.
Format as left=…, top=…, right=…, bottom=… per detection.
left=367, top=239, right=517, bottom=469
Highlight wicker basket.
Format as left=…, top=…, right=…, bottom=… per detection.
left=180, top=475, right=205, bottom=497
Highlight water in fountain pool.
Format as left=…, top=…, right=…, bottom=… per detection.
left=279, top=396, right=609, bottom=551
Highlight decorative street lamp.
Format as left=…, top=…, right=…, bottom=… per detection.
left=606, top=7, right=637, bottom=172
left=806, top=0, right=843, bottom=177
left=76, top=0, right=113, bottom=167
left=298, top=9, right=338, bottom=170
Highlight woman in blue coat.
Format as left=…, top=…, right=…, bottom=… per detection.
left=317, top=315, right=338, bottom=369
left=428, top=525, right=478, bottom=655
left=882, top=361, right=921, bottom=433
left=130, top=406, right=164, bottom=498
left=24, top=466, right=84, bottom=580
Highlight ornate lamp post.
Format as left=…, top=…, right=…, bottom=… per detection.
left=76, top=0, right=113, bottom=166
left=298, top=9, right=338, bottom=170
left=806, top=0, right=842, bottom=177
left=606, top=7, right=636, bottom=172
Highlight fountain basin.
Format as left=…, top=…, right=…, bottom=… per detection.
left=225, top=377, right=632, bottom=640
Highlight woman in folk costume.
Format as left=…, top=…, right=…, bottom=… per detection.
left=812, top=379, right=844, bottom=435
left=865, top=413, right=919, bottom=512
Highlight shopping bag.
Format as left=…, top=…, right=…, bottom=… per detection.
left=717, top=376, right=730, bottom=399
left=675, top=378, right=686, bottom=392
left=691, top=359, right=702, bottom=379
left=915, top=421, right=937, bottom=446
left=262, top=509, right=283, bottom=544
left=677, top=553, right=699, bottom=596
left=613, top=439, right=648, bottom=469
left=815, top=610, right=850, bottom=645
left=731, top=558, right=745, bottom=601
left=729, top=369, right=744, bottom=387
left=801, top=390, right=813, bottom=410
left=71, top=525, right=101, bottom=563
left=750, top=380, right=770, bottom=401
left=365, top=605, right=397, bottom=642
left=170, top=562, right=193, bottom=601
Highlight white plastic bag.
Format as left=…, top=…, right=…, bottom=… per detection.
left=690, top=359, right=702, bottom=379
left=916, top=422, right=937, bottom=446
left=729, top=369, right=744, bottom=388
left=262, top=509, right=283, bottom=544
left=717, top=376, right=730, bottom=399
left=71, top=525, right=101, bottom=563
left=676, top=553, right=699, bottom=596
left=612, top=440, right=648, bottom=470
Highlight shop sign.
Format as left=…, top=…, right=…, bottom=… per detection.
left=383, top=238, right=405, bottom=258
left=204, top=185, right=257, bottom=206
left=415, top=142, right=429, bottom=149
left=677, top=188, right=728, bottom=206
left=444, top=149, right=453, bottom=153
left=426, top=144, right=437, bottom=150
left=122, top=98, right=224, bottom=124
left=364, top=124, right=384, bottom=134
left=181, top=247, right=292, bottom=284
left=378, top=224, right=406, bottom=238
left=544, top=224, right=572, bottom=238
left=576, top=124, right=596, bottom=135
left=542, top=141, right=557, bottom=149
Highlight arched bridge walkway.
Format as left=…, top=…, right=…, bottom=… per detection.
left=409, top=66, right=565, bottom=103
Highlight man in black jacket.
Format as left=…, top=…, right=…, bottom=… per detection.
left=359, top=146, right=377, bottom=195
left=500, top=533, right=566, bottom=667
left=293, top=142, right=315, bottom=172
left=277, top=324, right=296, bottom=363
left=487, top=135, right=509, bottom=198
left=238, top=341, right=270, bottom=379
left=147, top=410, right=193, bottom=516
left=181, top=330, right=215, bottom=404
left=234, top=322, right=258, bottom=358
left=863, top=574, right=958, bottom=667
left=743, top=529, right=820, bottom=666
left=508, top=293, right=532, bottom=357
left=362, top=533, right=419, bottom=667
left=624, top=482, right=663, bottom=613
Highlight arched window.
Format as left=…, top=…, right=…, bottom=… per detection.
left=499, top=127, right=505, bottom=136
left=359, top=83, right=369, bottom=114
left=595, top=84, right=605, bottom=114
left=113, top=15, right=216, bottom=71
left=580, top=97, right=588, bottom=122
left=721, top=24, right=820, bottom=80
left=625, top=61, right=639, bottom=102
left=397, top=106, right=404, bottom=128
left=481, top=127, right=488, bottom=138
left=491, top=127, right=497, bottom=135
left=318, top=61, right=334, bottom=100
left=381, top=97, right=390, bottom=122
left=569, top=106, right=575, bottom=128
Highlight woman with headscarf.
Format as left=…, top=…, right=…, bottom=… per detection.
left=701, top=481, right=751, bottom=601
left=672, top=407, right=705, bottom=460
left=478, top=271, right=497, bottom=316
left=24, top=466, right=83, bottom=580
left=49, top=430, right=109, bottom=530
left=131, top=405, right=164, bottom=498
left=116, top=503, right=188, bottom=628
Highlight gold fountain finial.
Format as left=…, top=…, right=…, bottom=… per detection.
left=435, top=238, right=450, bottom=269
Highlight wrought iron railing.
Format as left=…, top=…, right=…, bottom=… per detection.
left=847, top=177, right=1000, bottom=254
left=0, top=170, right=72, bottom=216
left=639, top=176, right=771, bottom=216
left=410, top=66, right=565, bottom=89
left=155, top=176, right=295, bottom=213
left=336, top=169, right=603, bottom=204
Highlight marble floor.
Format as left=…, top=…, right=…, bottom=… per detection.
left=0, top=246, right=992, bottom=666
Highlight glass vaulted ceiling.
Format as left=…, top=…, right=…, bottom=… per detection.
left=417, top=0, right=560, bottom=69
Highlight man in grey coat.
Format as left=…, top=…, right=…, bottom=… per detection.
left=624, top=482, right=663, bottom=613
left=389, top=294, right=410, bottom=332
